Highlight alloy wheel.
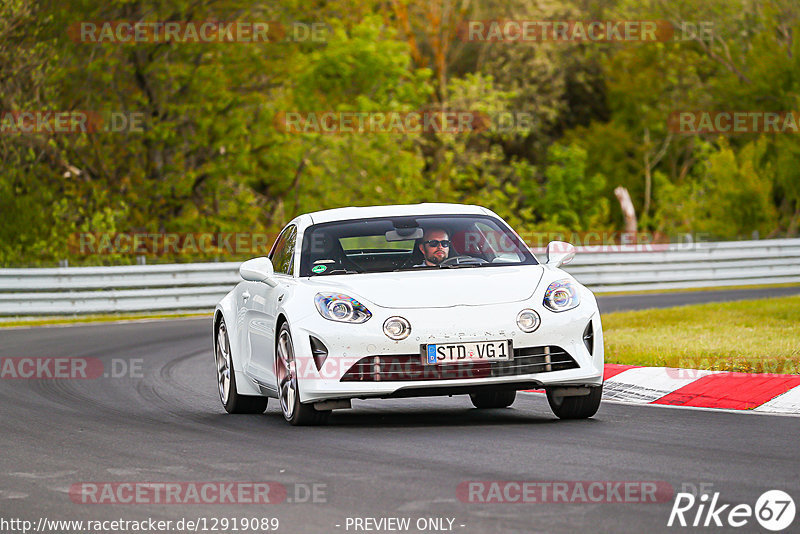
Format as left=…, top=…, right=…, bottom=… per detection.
left=276, top=328, right=297, bottom=420
left=215, top=323, right=231, bottom=404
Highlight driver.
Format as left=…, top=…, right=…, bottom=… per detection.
left=416, top=228, right=451, bottom=266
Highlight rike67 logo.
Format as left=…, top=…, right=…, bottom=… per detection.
left=668, top=489, right=795, bottom=531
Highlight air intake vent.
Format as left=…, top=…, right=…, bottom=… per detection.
left=583, top=321, right=594, bottom=355
left=309, top=336, right=328, bottom=371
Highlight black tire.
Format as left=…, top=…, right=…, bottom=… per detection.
left=276, top=323, right=330, bottom=426
left=469, top=390, right=517, bottom=409
left=546, top=385, right=602, bottom=419
left=215, top=318, right=268, bottom=414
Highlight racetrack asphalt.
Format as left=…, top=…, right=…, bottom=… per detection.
left=1, top=289, right=798, bottom=533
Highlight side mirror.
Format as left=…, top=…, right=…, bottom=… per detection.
left=545, top=241, right=576, bottom=268
left=239, top=257, right=278, bottom=287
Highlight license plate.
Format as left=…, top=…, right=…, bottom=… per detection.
left=422, top=340, right=512, bottom=365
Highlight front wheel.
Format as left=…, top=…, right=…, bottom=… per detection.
left=470, top=390, right=516, bottom=409
left=216, top=319, right=268, bottom=414
left=546, top=386, right=602, bottom=419
left=276, top=323, right=330, bottom=426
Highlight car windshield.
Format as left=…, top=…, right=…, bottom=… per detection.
left=299, top=214, right=538, bottom=276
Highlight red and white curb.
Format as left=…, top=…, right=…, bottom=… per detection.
left=601, top=364, right=800, bottom=415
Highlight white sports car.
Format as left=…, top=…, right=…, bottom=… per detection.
left=213, top=203, right=604, bottom=425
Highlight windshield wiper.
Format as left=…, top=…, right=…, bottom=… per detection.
left=393, top=265, right=436, bottom=271
left=313, top=269, right=360, bottom=275
left=439, top=263, right=481, bottom=268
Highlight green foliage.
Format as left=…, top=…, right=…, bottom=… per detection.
left=538, top=143, right=609, bottom=233
left=653, top=137, right=779, bottom=239
left=267, top=16, right=433, bottom=217
left=691, top=138, right=778, bottom=239
left=1, top=0, right=799, bottom=266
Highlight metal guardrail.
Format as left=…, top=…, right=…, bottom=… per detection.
left=0, top=263, right=241, bottom=316
left=564, top=237, right=800, bottom=292
left=1, top=238, right=799, bottom=315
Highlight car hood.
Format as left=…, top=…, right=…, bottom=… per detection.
left=306, top=266, right=544, bottom=309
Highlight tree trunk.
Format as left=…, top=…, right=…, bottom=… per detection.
left=614, top=186, right=638, bottom=235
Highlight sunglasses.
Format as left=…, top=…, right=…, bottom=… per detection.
left=423, top=239, right=450, bottom=248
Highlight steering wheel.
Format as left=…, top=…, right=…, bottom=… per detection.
left=440, top=255, right=488, bottom=266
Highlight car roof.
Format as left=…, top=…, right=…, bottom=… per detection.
left=306, top=203, right=489, bottom=225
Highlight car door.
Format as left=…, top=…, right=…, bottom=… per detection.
left=243, top=225, right=297, bottom=392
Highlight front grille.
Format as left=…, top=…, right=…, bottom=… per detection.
left=340, top=345, right=578, bottom=382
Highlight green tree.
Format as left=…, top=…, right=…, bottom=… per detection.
left=539, top=143, right=609, bottom=233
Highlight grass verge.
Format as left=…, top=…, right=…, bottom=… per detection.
left=0, top=312, right=210, bottom=328
left=602, top=295, right=800, bottom=374
left=595, top=282, right=800, bottom=296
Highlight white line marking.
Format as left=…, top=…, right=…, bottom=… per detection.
left=603, top=366, right=719, bottom=403
left=8, top=470, right=77, bottom=479
left=0, top=491, right=28, bottom=499
left=754, top=384, right=800, bottom=413
left=519, top=391, right=800, bottom=417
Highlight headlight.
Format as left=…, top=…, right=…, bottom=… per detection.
left=516, top=309, right=541, bottom=332
left=314, top=293, right=371, bottom=323
left=543, top=280, right=580, bottom=312
left=383, top=316, right=411, bottom=340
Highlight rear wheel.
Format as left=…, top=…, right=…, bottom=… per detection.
left=216, top=319, right=268, bottom=414
left=470, top=390, right=517, bottom=409
left=276, top=323, right=330, bottom=426
left=546, top=386, right=602, bottom=419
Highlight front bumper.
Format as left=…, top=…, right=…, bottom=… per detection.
left=289, top=300, right=603, bottom=403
